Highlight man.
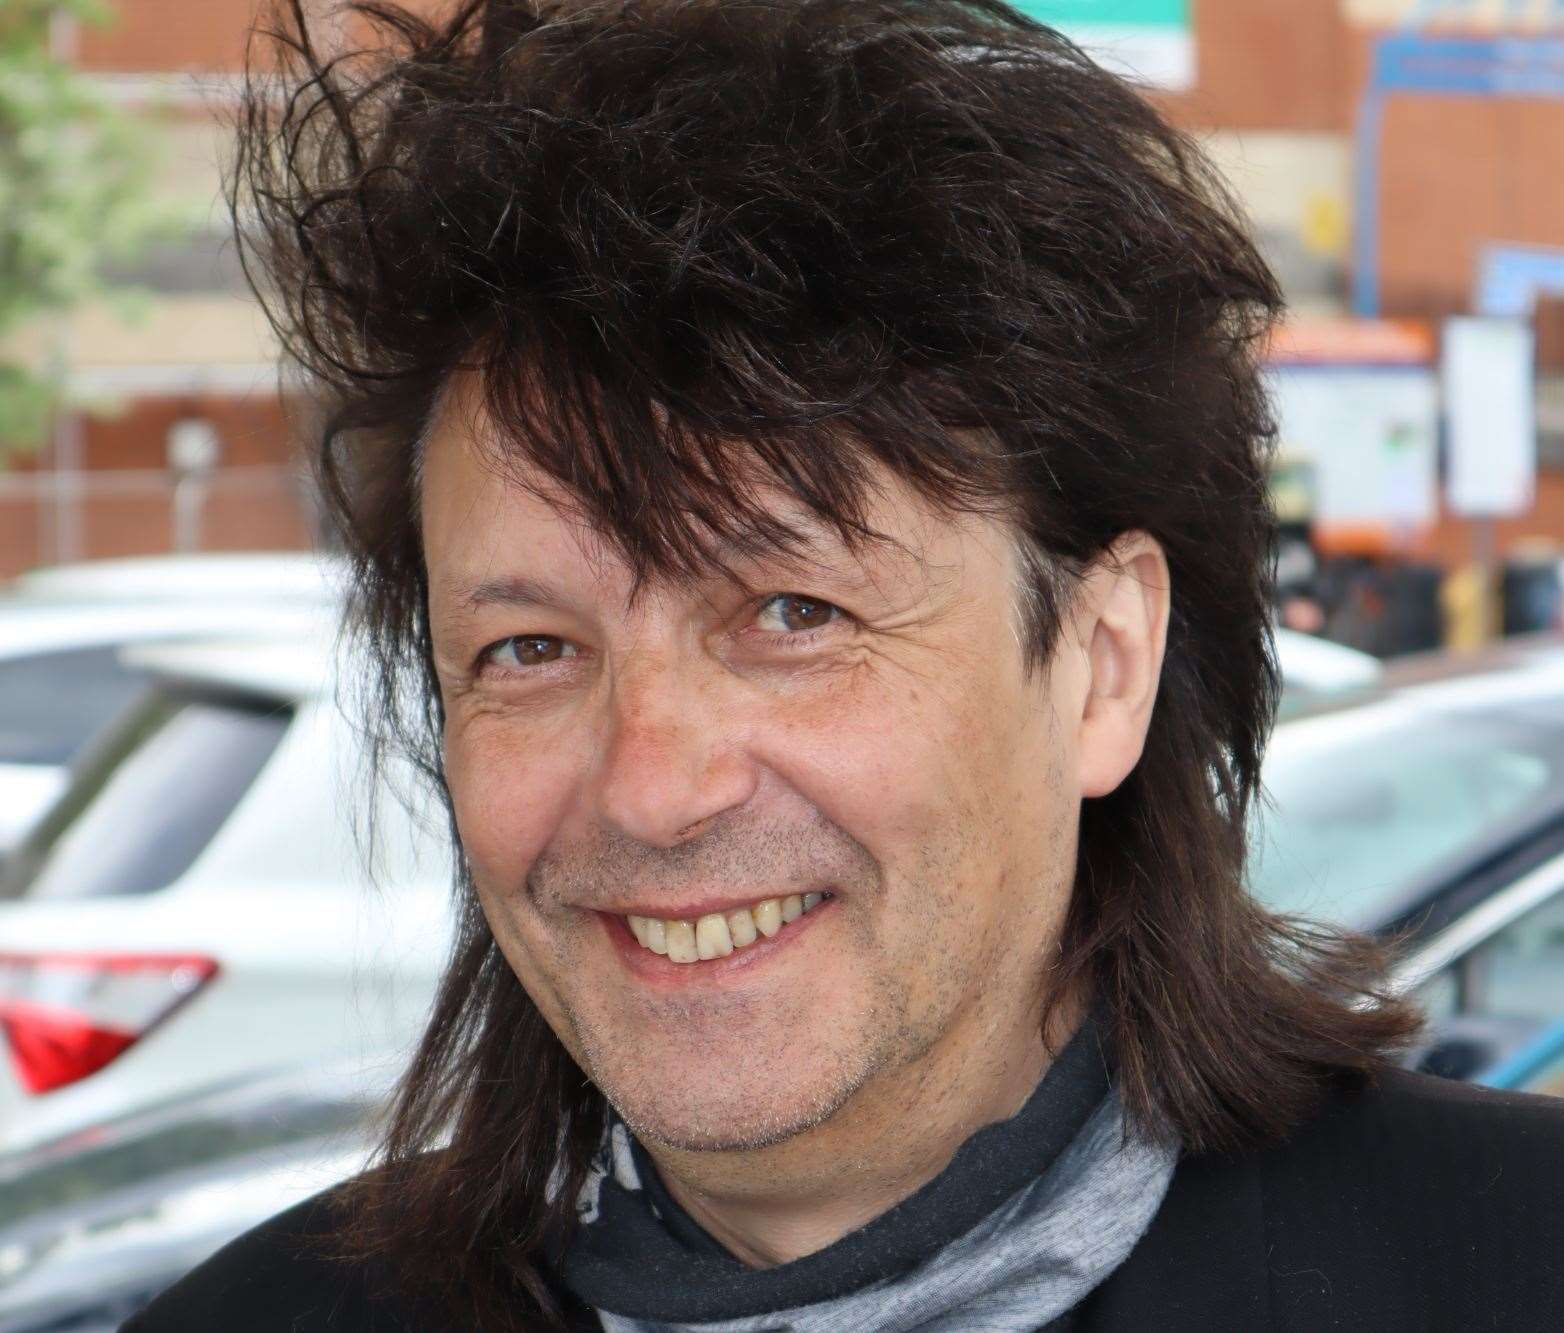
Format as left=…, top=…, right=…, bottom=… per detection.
left=129, top=0, right=1564, bottom=1329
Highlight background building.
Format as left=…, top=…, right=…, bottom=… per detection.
left=4, top=0, right=1563, bottom=642
left=0, top=0, right=309, bottom=576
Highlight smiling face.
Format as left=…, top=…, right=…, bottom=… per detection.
left=421, top=389, right=1126, bottom=1156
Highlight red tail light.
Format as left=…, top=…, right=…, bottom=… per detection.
left=0, top=953, right=218, bottom=1094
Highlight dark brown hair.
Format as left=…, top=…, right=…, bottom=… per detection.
left=232, top=1, right=1419, bottom=1324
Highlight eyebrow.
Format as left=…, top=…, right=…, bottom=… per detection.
left=708, top=525, right=905, bottom=589
left=446, top=533, right=905, bottom=618
left=457, top=574, right=572, bottom=611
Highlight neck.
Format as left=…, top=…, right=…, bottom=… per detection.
left=644, top=992, right=1083, bottom=1268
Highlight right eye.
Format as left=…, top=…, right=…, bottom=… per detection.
left=479, top=636, right=579, bottom=671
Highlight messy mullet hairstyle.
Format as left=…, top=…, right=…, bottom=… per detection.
left=234, top=0, right=1418, bottom=1324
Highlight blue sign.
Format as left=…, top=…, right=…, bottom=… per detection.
left=1354, top=33, right=1564, bottom=316
left=1476, top=244, right=1564, bottom=317
left=1374, top=34, right=1564, bottom=98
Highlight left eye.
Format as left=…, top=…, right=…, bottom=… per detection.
left=483, top=636, right=578, bottom=669
left=755, top=595, right=840, bottom=634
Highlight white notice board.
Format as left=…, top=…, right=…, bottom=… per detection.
left=1443, top=317, right=1536, bottom=519
left=1267, top=366, right=1439, bottom=529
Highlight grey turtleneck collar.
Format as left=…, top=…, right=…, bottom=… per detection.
left=561, top=1013, right=1180, bottom=1331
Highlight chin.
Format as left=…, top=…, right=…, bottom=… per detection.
left=586, top=1045, right=880, bottom=1154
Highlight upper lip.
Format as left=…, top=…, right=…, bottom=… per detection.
left=590, top=890, right=829, bottom=920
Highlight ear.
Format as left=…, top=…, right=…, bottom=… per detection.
left=1070, top=531, right=1171, bottom=799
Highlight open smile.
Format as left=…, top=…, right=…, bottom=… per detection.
left=598, top=892, right=835, bottom=978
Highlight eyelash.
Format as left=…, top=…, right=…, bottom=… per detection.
left=475, top=594, right=847, bottom=675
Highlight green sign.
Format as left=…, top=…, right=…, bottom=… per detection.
left=1013, top=1, right=1188, bottom=26
left=1010, top=0, right=1193, bottom=88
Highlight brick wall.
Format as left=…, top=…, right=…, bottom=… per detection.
left=1374, top=95, right=1564, bottom=318
left=76, top=0, right=259, bottom=71
left=1, top=395, right=316, bottom=579
left=74, top=0, right=449, bottom=72
left=1158, top=2, right=1564, bottom=319
left=1413, top=471, right=1564, bottom=566
left=42, top=0, right=1564, bottom=590
left=1160, top=0, right=1352, bottom=132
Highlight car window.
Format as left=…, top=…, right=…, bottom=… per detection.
left=0, top=646, right=149, bottom=766
left=0, top=690, right=291, bottom=901
left=178, top=697, right=450, bottom=893
left=1462, top=887, right=1564, bottom=1028
left=1412, top=968, right=1460, bottom=1024
left=1248, top=705, right=1564, bottom=928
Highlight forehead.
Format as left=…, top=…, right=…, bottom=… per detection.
left=420, top=402, right=616, bottom=591
left=418, top=373, right=983, bottom=602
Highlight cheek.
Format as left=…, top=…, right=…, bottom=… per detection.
left=442, top=710, right=592, bottom=1049
left=442, top=708, right=582, bottom=892
left=762, top=651, right=1068, bottom=927
left=759, top=668, right=1006, bottom=878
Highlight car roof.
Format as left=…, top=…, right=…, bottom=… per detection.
left=0, top=1056, right=389, bottom=1327
left=1266, top=634, right=1564, bottom=939
left=121, top=628, right=341, bottom=702
left=8, top=551, right=344, bottom=604
left=1377, top=631, right=1564, bottom=691
left=0, top=596, right=338, bottom=661
left=1272, top=627, right=1382, bottom=693
left=1278, top=632, right=1564, bottom=729
left=2, top=1052, right=391, bottom=1177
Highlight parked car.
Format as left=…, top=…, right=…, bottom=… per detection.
left=1250, top=634, right=1564, bottom=1079
left=0, top=558, right=1350, bottom=858
left=0, top=634, right=1533, bottom=1329
left=0, top=631, right=452, bottom=1153
left=5, top=552, right=340, bottom=606
left=1270, top=625, right=1381, bottom=713
left=0, top=555, right=340, bottom=859
left=1478, top=1018, right=1564, bottom=1098
left=0, top=1057, right=385, bottom=1333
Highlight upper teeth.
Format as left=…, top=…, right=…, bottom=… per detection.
left=627, top=893, right=827, bottom=964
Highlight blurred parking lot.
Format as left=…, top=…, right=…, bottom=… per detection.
left=4, top=1, right=1564, bottom=1329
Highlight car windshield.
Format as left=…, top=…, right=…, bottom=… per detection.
left=0, top=688, right=291, bottom=901
left=1248, top=693, right=1564, bottom=930
left=0, top=646, right=150, bottom=766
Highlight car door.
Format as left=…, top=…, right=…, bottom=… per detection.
left=1395, top=850, right=1564, bottom=1080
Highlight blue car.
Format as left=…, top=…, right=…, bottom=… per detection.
left=1479, top=1019, right=1564, bottom=1099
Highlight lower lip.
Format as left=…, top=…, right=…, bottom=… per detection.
left=598, top=899, right=834, bottom=987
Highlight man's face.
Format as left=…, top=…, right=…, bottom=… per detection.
left=422, top=391, right=1091, bottom=1153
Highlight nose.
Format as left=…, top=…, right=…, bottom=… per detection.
left=590, top=653, right=759, bottom=848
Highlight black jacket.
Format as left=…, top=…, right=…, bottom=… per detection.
left=124, top=1069, right=1564, bottom=1331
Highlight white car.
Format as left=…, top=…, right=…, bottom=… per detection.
left=1251, top=634, right=1564, bottom=1078
left=0, top=1056, right=386, bottom=1331
left=0, top=645, right=1548, bottom=1328
left=0, top=554, right=341, bottom=857
left=0, top=556, right=1359, bottom=859
left=6, top=552, right=339, bottom=606
left=0, top=631, right=453, bottom=1153
left=1271, top=626, right=1380, bottom=701
left=0, top=598, right=1374, bottom=1151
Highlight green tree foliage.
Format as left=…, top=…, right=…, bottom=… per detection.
left=0, top=0, right=168, bottom=453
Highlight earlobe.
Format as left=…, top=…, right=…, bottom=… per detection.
left=1075, top=533, right=1171, bottom=799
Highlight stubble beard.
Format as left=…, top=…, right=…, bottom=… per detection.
left=561, top=980, right=920, bottom=1153
left=519, top=810, right=912, bottom=1152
